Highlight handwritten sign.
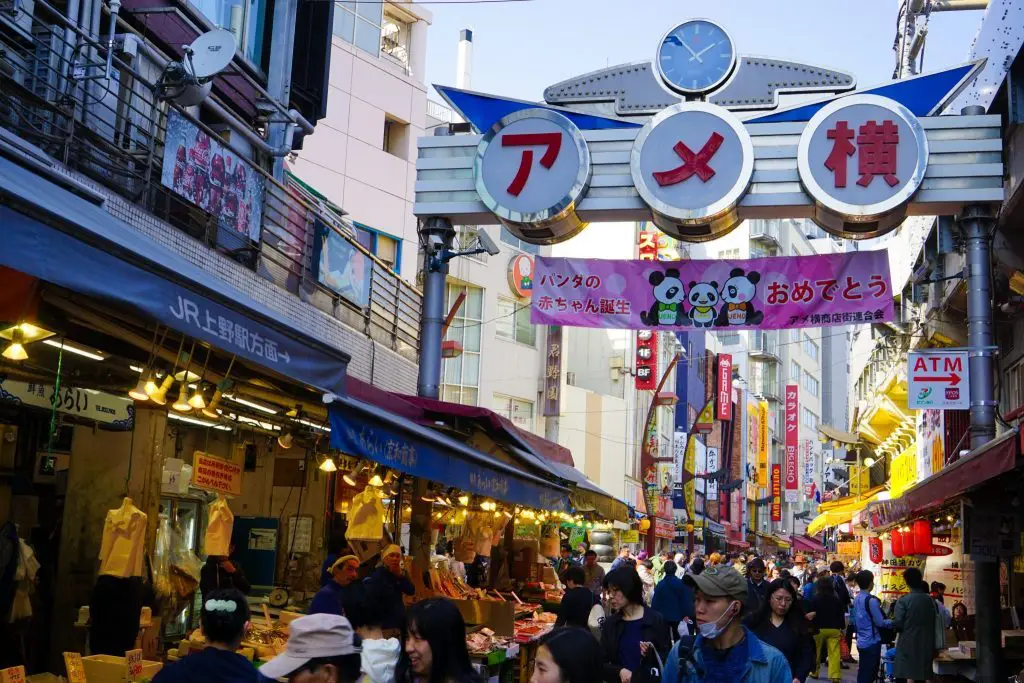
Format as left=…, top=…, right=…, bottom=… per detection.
left=191, top=450, right=242, bottom=496
left=63, top=652, right=87, bottom=683
left=125, top=649, right=144, bottom=681
left=622, top=530, right=640, bottom=544
left=0, top=666, right=25, bottom=683
left=836, top=541, right=861, bottom=556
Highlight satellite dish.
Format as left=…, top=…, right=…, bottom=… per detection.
left=183, top=29, right=236, bottom=80
left=156, top=28, right=236, bottom=105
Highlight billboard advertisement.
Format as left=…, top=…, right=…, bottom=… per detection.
left=785, top=384, right=799, bottom=502
left=771, top=464, right=782, bottom=521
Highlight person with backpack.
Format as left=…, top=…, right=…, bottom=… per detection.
left=891, top=568, right=937, bottom=683
left=852, top=570, right=894, bottom=683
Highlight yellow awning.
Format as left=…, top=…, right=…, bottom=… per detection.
left=807, top=485, right=887, bottom=536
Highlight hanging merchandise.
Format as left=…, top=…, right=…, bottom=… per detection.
left=869, top=537, right=884, bottom=564
left=891, top=529, right=905, bottom=558
left=455, top=512, right=492, bottom=563
left=539, top=524, right=560, bottom=559
left=204, top=495, right=234, bottom=557
left=9, top=538, right=39, bottom=622
left=99, top=497, right=147, bottom=578
left=347, top=486, right=386, bottom=541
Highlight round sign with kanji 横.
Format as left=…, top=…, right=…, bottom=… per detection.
left=474, top=108, right=592, bottom=245
left=797, top=94, right=929, bottom=239
left=630, top=102, right=754, bottom=243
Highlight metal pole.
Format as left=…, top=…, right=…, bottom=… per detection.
left=957, top=117, right=1000, bottom=679
left=266, top=0, right=298, bottom=180
left=416, top=216, right=455, bottom=400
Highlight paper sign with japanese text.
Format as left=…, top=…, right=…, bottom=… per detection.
left=531, top=252, right=893, bottom=331
left=622, top=530, right=640, bottom=544
left=192, top=451, right=243, bottom=496
left=63, top=653, right=87, bottom=683
left=125, top=649, right=144, bottom=681
left=542, top=326, right=563, bottom=417
left=784, top=385, right=799, bottom=501
left=0, top=666, right=24, bottom=683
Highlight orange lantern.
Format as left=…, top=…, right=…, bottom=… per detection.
left=869, top=537, right=884, bottom=564
left=891, top=529, right=905, bottom=557
left=912, top=520, right=932, bottom=555
left=639, top=519, right=651, bottom=532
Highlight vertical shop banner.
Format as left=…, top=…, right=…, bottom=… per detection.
left=803, top=440, right=815, bottom=498
left=784, top=384, right=799, bottom=502
left=747, top=398, right=760, bottom=485
left=916, top=408, right=945, bottom=481
left=543, top=326, right=563, bottom=416
left=684, top=436, right=697, bottom=523
left=758, top=401, right=770, bottom=487
left=635, top=330, right=658, bottom=390
left=312, top=217, right=372, bottom=308
left=162, top=109, right=265, bottom=241
left=673, top=431, right=687, bottom=484
left=706, top=447, right=719, bottom=501
left=771, top=464, right=782, bottom=521
left=531, top=252, right=894, bottom=330
left=716, top=354, right=733, bottom=420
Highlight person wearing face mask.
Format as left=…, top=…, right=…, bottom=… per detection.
left=257, top=614, right=364, bottom=683
left=599, top=567, right=672, bottom=682
left=395, top=598, right=481, bottom=683
left=531, top=628, right=604, bottom=683
left=662, top=566, right=793, bottom=683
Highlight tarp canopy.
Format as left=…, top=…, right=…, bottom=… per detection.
left=791, top=534, right=827, bottom=554
left=546, top=460, right=629, bottom=523
left=807, top=485, right=888, bottom=536
left=818, top=424, right=861, bottom=445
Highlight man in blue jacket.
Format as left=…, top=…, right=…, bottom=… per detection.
left=651, top=561, right=694, bottom=639
left=663, top=566, right=792, bottom=683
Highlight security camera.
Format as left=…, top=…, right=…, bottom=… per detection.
left=477, top=229, right=501, bottom=256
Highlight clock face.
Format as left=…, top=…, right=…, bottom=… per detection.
left=657, top=20, right=737, bottom=95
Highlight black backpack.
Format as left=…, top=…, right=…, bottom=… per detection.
left=674, top=635, right=702, bottom=683
left=869, top=595, right=897, bottom=645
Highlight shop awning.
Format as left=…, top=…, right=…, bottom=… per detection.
left=771, top=535, right=792, bottom=550
left=904, top=427, right=1021, bottom=517
left=791, top=534, right=826, bottom=554
left=328, top=396, right=571, bottom=511
left=546, top=461, right=629, bottom=523
left=806, top=485, right=887, bottom=536
left=0, top=155, right=348, bottom=394
left=818, top=424, right=860, bottom=445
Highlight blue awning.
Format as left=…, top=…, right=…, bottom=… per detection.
left=329, top=397, right=570, bottom=511
left=0, top=155, right=348, bottom=394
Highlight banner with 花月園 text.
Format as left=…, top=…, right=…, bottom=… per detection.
left=530, top=252, right=893, bottom=331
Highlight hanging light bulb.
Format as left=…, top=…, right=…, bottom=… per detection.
left=368, top=469, right=384, bottom=487
left=144, top=372, right=160, bottom=396
left=458, top=495, right=470, bottom=507
left=128, top=376, right=150, bottom=402
left=421, top=487, right=437, bottom=503
left=148, top=374, right=175, bottom=405
left=319, top=456, right=337, bottom=473
left=188, top=384, right=207, bottom=410
left=277, top=430, right=294, bottom=449
left=494, top=509, right=503, bottom=519
left=202, top=387, right=225, bottom=419
left=2, top=328, right=29, bottom=361
left=171, top=382, right=192, bottom=412
left=343, top=463, right=359, bottom=487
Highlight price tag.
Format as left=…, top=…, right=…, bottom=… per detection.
left=0, top=666, right=25, bottom=683
left=262, top=604, right=273, bottom=627
left=125, top=649, right=143, bottom=681
left=63, top=652, right=87, bottom=683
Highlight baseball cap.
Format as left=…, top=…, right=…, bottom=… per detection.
left=258, top=614, right=360, bottom=679
left=684, top=565, right=748, bottom=600
left=329, top=554, right=359, bottom=573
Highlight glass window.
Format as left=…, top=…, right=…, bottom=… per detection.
left=458, top=225, right=487, bottom=263
left=717, top=248, right=740, bottom=260
left=500, top=226, right=539, bottom=255
left=333, top=1, right=383, bottom=58
left=803, top=371, right=820, bottom=398
left=375, top=234, right=398, bottom=271
left=380, top=9, right=411, bottom=70
left=352, top=223, right=401, bottom=274
left=801, top=407, right=819, bottom=430
left=803, top=334, right=820, bottom=362
left=494, top=395, right=534, bottom=432
left=790, top=360, right=800, bottom=381
left=442, top=284, right=483, bottom=405
left=496, top=298, right=535, bottom=346
left=332, top=1, right=355, bottom=42
left=191, top=0, right=268, bottom=64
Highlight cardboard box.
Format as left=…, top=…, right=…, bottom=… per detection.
left=82, top=654, right=162, bottom=683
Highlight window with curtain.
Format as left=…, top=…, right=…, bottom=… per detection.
left=333, top=0, right=384, bottom=57
left=441, top=284, right=483, bottom=405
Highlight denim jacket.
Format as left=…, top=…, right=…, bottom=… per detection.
left=663, top=627, right=793, bottom=683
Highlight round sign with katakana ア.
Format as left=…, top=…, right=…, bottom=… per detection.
left=475, top=108, right=592, bottom=245
left=797, top=94, right=929, bottom=239
left=630, top=102, right=754, bottom=242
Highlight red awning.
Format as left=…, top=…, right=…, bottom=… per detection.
left=791, top=534, right=826, bottom=554
left=904, top=427, right=1021, bottom=515
left=727, top=538, right=750, bottom=549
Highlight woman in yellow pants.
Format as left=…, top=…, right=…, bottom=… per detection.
left=809, top=578, right=845, bottom=682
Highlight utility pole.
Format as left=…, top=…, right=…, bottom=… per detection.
left=416, top=215, right=456, bottom=400
left=266, top=0, right=298, bottom=180
left=958, top=104, right=1000, bottom=679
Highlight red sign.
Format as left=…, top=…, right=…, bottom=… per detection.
left=635, top=330, right=658, bottom=391
left=656, top=495, right=673, bottom=519
left=771, top=464, right=782, bottom=522
left=655, top=518, right=676, bottom=539
left=716, top=354, right=733, bottom=420
left=784, top=384, right=799, bottom=495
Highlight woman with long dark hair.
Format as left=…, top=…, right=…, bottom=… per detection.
left=396, top=598, right=481, bottom=683
left=599, top=567, right=671, bottom=683
left=746, top=578, right=815, bottom=683
left=810, top=577, right=846, bottom=683
left=531, top=628, right=604, bottom=683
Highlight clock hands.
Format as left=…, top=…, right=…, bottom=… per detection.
left=689, top=41, right=722, bottom=63
left=678, top=39, right=702, bottom=64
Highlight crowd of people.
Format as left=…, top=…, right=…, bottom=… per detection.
left=151, top=545, right=953, bottom=683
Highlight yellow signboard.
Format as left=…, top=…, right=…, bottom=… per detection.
left=836, top=541, right=861, bottom=556
left=191, top=450, right=243, bottom=496
left=758, top=401, right=770, bottom=487
left=0, top=667, right=25, bottom=683
left=622, top=530, right=640, bottom=544
left=889, top=446, right=919, bottom=499
left=684, top=436, right=696, bottom=523
left=694, top=399, right=715, bottom=433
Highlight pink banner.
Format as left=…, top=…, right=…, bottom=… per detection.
left=531, top=251, right=892, bottom=331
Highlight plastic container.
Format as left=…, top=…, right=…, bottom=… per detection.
left=82, top=654, right=163, bottom=683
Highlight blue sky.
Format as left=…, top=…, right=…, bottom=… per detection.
left=422, top=0, right=984, bottom=104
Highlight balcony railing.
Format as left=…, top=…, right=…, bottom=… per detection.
left=749, top=330, right=780, bottom=360
left=750, top=376, right=781, bottom=402
left=749, top=219, right=781, bottom=246
left=0, top=1, right=421, bottom=359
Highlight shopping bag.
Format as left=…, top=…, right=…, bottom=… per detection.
left=587, top=603, right=606, bottom=640
left=632, top=648, right=664, bottom=683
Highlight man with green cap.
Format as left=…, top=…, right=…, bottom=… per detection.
left=662, top=565, right=793, bottom=683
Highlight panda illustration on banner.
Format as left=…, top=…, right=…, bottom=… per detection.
left=642, top=266, right=764, bottom=328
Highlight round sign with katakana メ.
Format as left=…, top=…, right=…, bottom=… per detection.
left=475, top=108, right=592, bottom=245
left=797, top=94, right=929, bottom=239
left=630, top=102, right=754, bottom=242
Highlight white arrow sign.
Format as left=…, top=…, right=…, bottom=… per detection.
left=908, top=350, right=969, bottom=410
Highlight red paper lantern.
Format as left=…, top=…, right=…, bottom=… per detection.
left=891, top=529, right=905, bottom=557
left=912, top=520, right=932, bottom=555
left=869, top=537, right=884, bottom=564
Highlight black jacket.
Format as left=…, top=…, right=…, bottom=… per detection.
left=750, top=618, right=816, bottom=682
left=199, top=559, right=250, bottom=596
left=599, top=606, right=671, bottom=683
left=364, top=566, right=415, bottom=631
left=833, top=574, right=852, bottom=608
left=811, top=592, right=847, bottom=631
left=747, top=578, right=769, bottom=612
left=556, top=586, right=595, bottom=629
